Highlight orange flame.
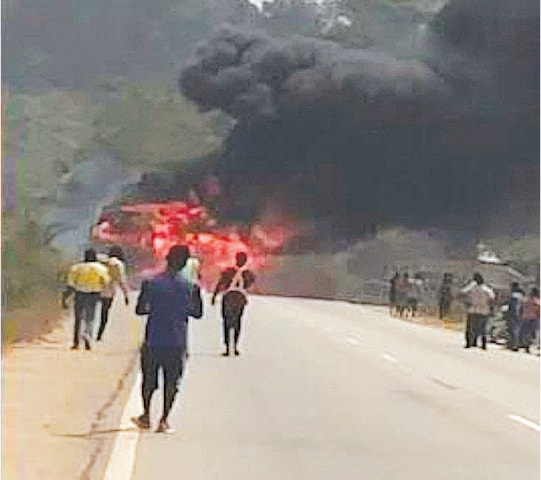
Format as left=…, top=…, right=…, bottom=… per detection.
left=91, top=200, right=291, bottom=282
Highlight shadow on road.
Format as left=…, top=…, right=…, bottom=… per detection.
left=189, top=352, right=225, bottom=358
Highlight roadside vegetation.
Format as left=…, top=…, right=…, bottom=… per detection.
left=1, top=82, right=223, bottom=343
left=1, top=212, right=63, bottom=343
left=94, top=82, right=224, bottom=170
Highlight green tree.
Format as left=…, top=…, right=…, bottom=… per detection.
left=4, top=91, right=98, bottom=200
left=94, top=82, right=224, bottom=169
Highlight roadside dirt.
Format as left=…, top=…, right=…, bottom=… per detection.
left=2, top=294, right=142, bottom=480
left=2, top=293, right=64, bottom=346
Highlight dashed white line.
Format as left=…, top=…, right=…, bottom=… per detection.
left=381, top=353, right=398, bottom=364
left=508, top=414, right=541, bottom=433
left=346, top=336, right=360, bottom=345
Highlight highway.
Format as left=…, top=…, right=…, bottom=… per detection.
left=112, top=296, right=539, bottom=480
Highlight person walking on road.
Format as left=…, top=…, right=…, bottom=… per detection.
left=133, top=245, right=203, bottom=433
left=461, top=273, right=495, bottom=350
left=212, top=252, right=256, bottom=356
left=519, top=287, right=540, bottom=354
left=96, top=246, right=130, bottom=342
left=438, top=273, right=453, bottom=320
left=62, top=248, right=111, bottom=351
left=395, top=273, right=413, bottom=318
left=389, top=272, right=399, bottom=316
left=507, top=282, right=525, bottom=351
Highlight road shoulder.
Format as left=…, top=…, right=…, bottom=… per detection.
left=2, top=296, right=141, bottom=480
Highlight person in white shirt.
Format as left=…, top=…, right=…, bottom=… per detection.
left=461, top=272, right=495, bottom=350
left=96, top=246, right=129, bottom=342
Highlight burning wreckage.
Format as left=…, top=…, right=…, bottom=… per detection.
left=90, top=193, right=288, bottom=287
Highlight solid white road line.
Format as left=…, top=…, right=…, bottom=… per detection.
left=508, top=414, right=541, bottom=433
left=380, top=353, right=398, bottom=364
left=103, top=372, right=142, bottom=480
left=347, top=337, right=360, bottom=345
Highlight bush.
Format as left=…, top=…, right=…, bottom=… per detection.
left=2, top=213, right=60, bottom=310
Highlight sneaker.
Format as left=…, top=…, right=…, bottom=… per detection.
left=156, top=419, right=175, bottom=434
left=84, top=338, right=91, bottom=351
left=131, top=414, right=151, bottom=430
left=221, top=350, right=230, bottom=357
left=234, top=349, right=240, bottom=356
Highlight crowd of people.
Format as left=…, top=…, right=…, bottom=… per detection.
left=62, top=243, right=256, bottom=433
left=63, top=245, right=538, bottom=433
left=389, top=269, right=540, bottom=353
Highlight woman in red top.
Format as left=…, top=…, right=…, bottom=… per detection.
left=519, top=287, right=540, bottom=354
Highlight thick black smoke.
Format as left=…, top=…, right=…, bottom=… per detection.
left=180, top=0, right=539, bottom=234
left=182, top=27, right=453, bottom=120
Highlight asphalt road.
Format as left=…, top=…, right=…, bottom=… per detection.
left=128, top=296, right=539, bottom=480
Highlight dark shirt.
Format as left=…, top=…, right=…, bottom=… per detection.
left=438, top=284, right=452, bottom=303
left=214, top=267, right=256, bottom=295
left=136, top=271, right=201, bottom=348
left=508, top=290, right=525, bottom=319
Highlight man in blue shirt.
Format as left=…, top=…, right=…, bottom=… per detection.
left=132, top=245, right=202, bottom=433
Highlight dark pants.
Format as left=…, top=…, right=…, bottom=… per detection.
left=73, top=292, right=100, bottom=347
left=508, top=314, right=522, bottom=349
left=140, top=345, right=185, bottom=419
left=222, top=291, right=247, bottom=351
left=397, top=297, right=417, bottom=318
left=97, top=297, right=114, bottom=341
left=389, top=291, right=396, bottom=314
left=439, top=301, right=451, bottom=320
left=465, top=313, right=488, bottom=348
left=519, top=319, right=539, bottom=350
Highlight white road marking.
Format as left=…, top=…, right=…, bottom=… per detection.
left=508, top=414, right=541, bottom=433
left=381, top=353, right=398, bottom=364
left=103, top=372, right=142, bottom=480
left=347, top=336, right=360, bottom=345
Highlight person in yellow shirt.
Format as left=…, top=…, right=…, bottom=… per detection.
left=62, top=248, right=110, bottom=350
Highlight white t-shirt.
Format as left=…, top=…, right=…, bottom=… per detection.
left=100, top=257, right=128, bottom=298
left=461, top=281, right=495, bottom=315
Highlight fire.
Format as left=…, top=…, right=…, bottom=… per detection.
left=91, top=199, right=290, bottom=285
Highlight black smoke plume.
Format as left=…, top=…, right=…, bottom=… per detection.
left=180, top=0, right=539, bottom=235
